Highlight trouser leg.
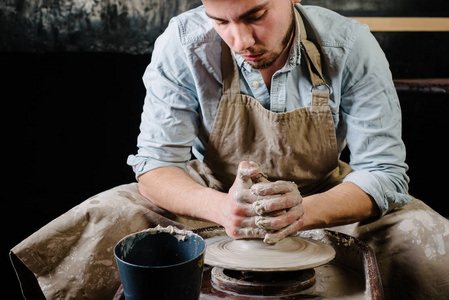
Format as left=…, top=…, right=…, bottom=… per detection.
left=11, top=183, right=187, bottom=300
left=334, top=199, right=449, bottom=299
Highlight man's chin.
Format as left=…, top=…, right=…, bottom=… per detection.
left=245, top=52, right=281, bottom=70
left=247, top=59, right=275, bottom=70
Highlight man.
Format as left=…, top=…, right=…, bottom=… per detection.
left=11, top=0, right=449, bottom=299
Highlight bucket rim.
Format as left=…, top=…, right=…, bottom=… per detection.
left=114, top=228, right=206, bottom=269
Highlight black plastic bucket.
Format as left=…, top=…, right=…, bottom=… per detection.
left=114, top=228, right=206, bottom=300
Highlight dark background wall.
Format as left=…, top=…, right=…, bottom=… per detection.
left=3, top=0, right=448, bottom=298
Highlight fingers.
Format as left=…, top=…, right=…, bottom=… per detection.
left=252, top=192, right=302, bottom=215
left=236, top=161, right=260, bottom=188
left=228, top=162, right=305, bottom=244
left=250, top=178, right=304, bottom=244
left=263, top=219, right=304, bottom=245
left=225, top=216, right=267, bottom=239
left=233, top=227, right=267, bottom=239
left=230, top=161, right=261, bottom=216
left=234, top=188, right=259, bottom=206
left=255, top=205, right=304, bottom=231
left=251, top=180, right=297, bottom=196
left=248, top=161, right=270, bottom=183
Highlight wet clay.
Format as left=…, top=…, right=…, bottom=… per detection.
left=116, top=225, right=192, bottom=260
left=205, top=235, right=335, bottom=272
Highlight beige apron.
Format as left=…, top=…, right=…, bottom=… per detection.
left=10, top=9, right=449, bottom=300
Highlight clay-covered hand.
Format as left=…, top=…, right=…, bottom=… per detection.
left=220, top=161, right=268, bottom=239
left=251, top=181, right=304, bottom=245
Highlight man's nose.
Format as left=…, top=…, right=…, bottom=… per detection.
left=231, top=23, right=255, bottom=52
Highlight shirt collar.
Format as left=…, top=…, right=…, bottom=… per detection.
left=231, top=7, right=302, bottom=73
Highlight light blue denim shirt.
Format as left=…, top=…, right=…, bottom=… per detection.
left=127, top=4, right=412, bottom=216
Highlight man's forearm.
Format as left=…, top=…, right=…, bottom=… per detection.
left=300, top=182, right=380, bottom=230
left=137, top=167, right=225, bottom=224
left=138, top=168, right=379, bottom=234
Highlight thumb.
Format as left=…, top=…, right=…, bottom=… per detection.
left=235, top=161, right=260, bottom=189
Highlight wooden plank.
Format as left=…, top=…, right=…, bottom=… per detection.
left=394, top=78, right=449, bottom=94
left=306, top=0, right=449, bottom=17
left=351, top=17, right=449, bottom=31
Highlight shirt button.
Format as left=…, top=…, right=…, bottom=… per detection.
left=252, top=81, right=260, bottom=88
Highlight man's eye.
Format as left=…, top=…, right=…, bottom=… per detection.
left=247, top=10, right=266, bottom=22
left=216, top=20, right=229, bottom=26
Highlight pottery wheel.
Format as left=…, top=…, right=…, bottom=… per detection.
left=205, top=235, right=335, bottom=272
left=211, top=267, right=316, bottom=296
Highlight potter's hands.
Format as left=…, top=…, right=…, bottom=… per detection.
left=221, top=161, right=304, bottom=244
left=251, top=181, right=304, bottom=245
left=220, top=161, right=268, bottom=239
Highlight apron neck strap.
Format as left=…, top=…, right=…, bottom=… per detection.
left=221, top=40, right=240, bottom=95
left=296, top=9, right=327, bottom=88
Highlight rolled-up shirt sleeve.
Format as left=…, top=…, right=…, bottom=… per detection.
left=127, top=18, right=199, bottom=178
left=340, top=25, right=412, bottom=216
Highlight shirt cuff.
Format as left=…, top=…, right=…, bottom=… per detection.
left=127, top=155, right=188, bottom=179
left=343, top=170, right=412, bottom=217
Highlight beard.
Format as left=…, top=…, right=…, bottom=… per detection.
left=242, top=12, right=295, bottom=70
